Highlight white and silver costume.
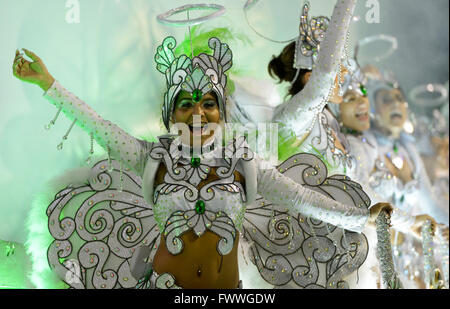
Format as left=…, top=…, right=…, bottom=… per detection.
left=41, top=7, right=372, bottom=287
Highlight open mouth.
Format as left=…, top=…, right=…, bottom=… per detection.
left=188, top=123, right=209, bottom=136
left=355, top=110, right=369, bottom=122
left=390, top=110, right=403, bottom=120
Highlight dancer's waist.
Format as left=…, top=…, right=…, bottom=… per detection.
left=153, top=231, right=240, bottom=289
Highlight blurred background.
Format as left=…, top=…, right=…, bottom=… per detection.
left=0, top=0, right=448, bottom=288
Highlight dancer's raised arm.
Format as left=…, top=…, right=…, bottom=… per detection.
left=12, top=49, right=151, bottom=176
left=273, top=0, right=357, bottom=140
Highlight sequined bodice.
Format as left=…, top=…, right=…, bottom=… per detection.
left=148, top=136, right=253, bottom=255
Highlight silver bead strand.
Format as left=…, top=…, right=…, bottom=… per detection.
left=338, top=62, right=344, bottom=97
left=85, top=132, right=94, bottom=165
left=421, top=220, right=440, bottom=289
left=118, top=159, right=124, bottom=192
left=437, top=227, right=449, bottom=288
left=270, top=204, right=276, bottom=241
left=375, top=210, right=403, bottom=289
left=287, top=215, right=294, bottom=250
left=107, top=146, right=114, bottom=172
left=57, top=118, right=77, bottom=150
left=45, top=106, right=62, bottom=130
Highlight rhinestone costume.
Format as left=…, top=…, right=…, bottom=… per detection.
left=43, top=78, right=369, bottom=288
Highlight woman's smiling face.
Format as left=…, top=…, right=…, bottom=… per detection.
left=340, top=89, right=371, bottom=132
left=375, top=88, right=408, bottom=131
left=172, top=90, right=221, bottom=146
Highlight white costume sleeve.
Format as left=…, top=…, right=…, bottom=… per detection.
left=272, top=0, right=357, bottom=140
left=408, top=144, right=449, bottom=225
left=255, top=156, right=369, bottom=233
left=348, top=134, right=416, bottom=232
left=43, top=81, right=151, bottom=176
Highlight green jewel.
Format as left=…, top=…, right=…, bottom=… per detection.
left=191, top=157, right=201, bottom=168
left=195, top=200, right=206, bottom=215
left=144, top=268, right=153, bottom=282
left=360, top=84, right=367, bottom=96
left=393, top=143, right=399, bottom=154
left=192, top=89, right=203, bottom=103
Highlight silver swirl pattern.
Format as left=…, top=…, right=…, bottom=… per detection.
left=243, top=152, right=369, bottom=288
left=164, top=209, right=237, bottom=256
left=47, top=159, right=159, bottom=289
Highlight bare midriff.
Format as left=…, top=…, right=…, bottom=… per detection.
left=153, top=231, right=240, bottom=289
left=151, top=163, right=244, bottom=289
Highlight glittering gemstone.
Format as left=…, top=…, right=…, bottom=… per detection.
left=192, top=89, right=203, bottom=103
left=393, top=143, right=399, bottom=154
left=191, top=157, right=201, bottom=168
left=360, top=84, right=367, bottom=96
left=195, top=200, right=206, bottom=214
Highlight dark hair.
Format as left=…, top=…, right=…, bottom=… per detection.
left=268, top=41, right=312, bottom=97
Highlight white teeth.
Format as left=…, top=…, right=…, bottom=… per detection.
left=189, top=123, right=208, bottom=135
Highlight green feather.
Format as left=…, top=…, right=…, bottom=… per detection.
left=174, top=25, right=250, bottom=95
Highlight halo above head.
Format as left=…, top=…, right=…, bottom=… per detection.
left=365, top=68, right=406, bottom=117
left=356, top=34, right=398, bottom=63
left=157, top=4, right=226, bottom=27
left=243, top=0, right=296, bottom=44
left=409, top=83, right=449, bottom=109
left=244, top=0, right=259, bottom=11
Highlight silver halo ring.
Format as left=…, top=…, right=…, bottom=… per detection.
left=243, top=0, right=296, bottom=44
left=356, top=34, right=398, bottom=63
left=244, top=0, right=260, bottom=11
left=157, top=4, right=226, bottom=27
left=409, top=83, right=448, bottom=108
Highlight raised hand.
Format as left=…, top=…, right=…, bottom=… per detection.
left=12, top=49, right=54, bottom=91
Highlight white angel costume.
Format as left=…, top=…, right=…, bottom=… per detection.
left=37, top=5, right=376, bottom=287
left=270, top=0, right=356, bottom=176
left=230, top=0, right=390, bottom=288
left=327, top=59, right=418, bottom=288
left=366, top=77, right=448, bottom=227
left=359, top=71, right=449, bottom=288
